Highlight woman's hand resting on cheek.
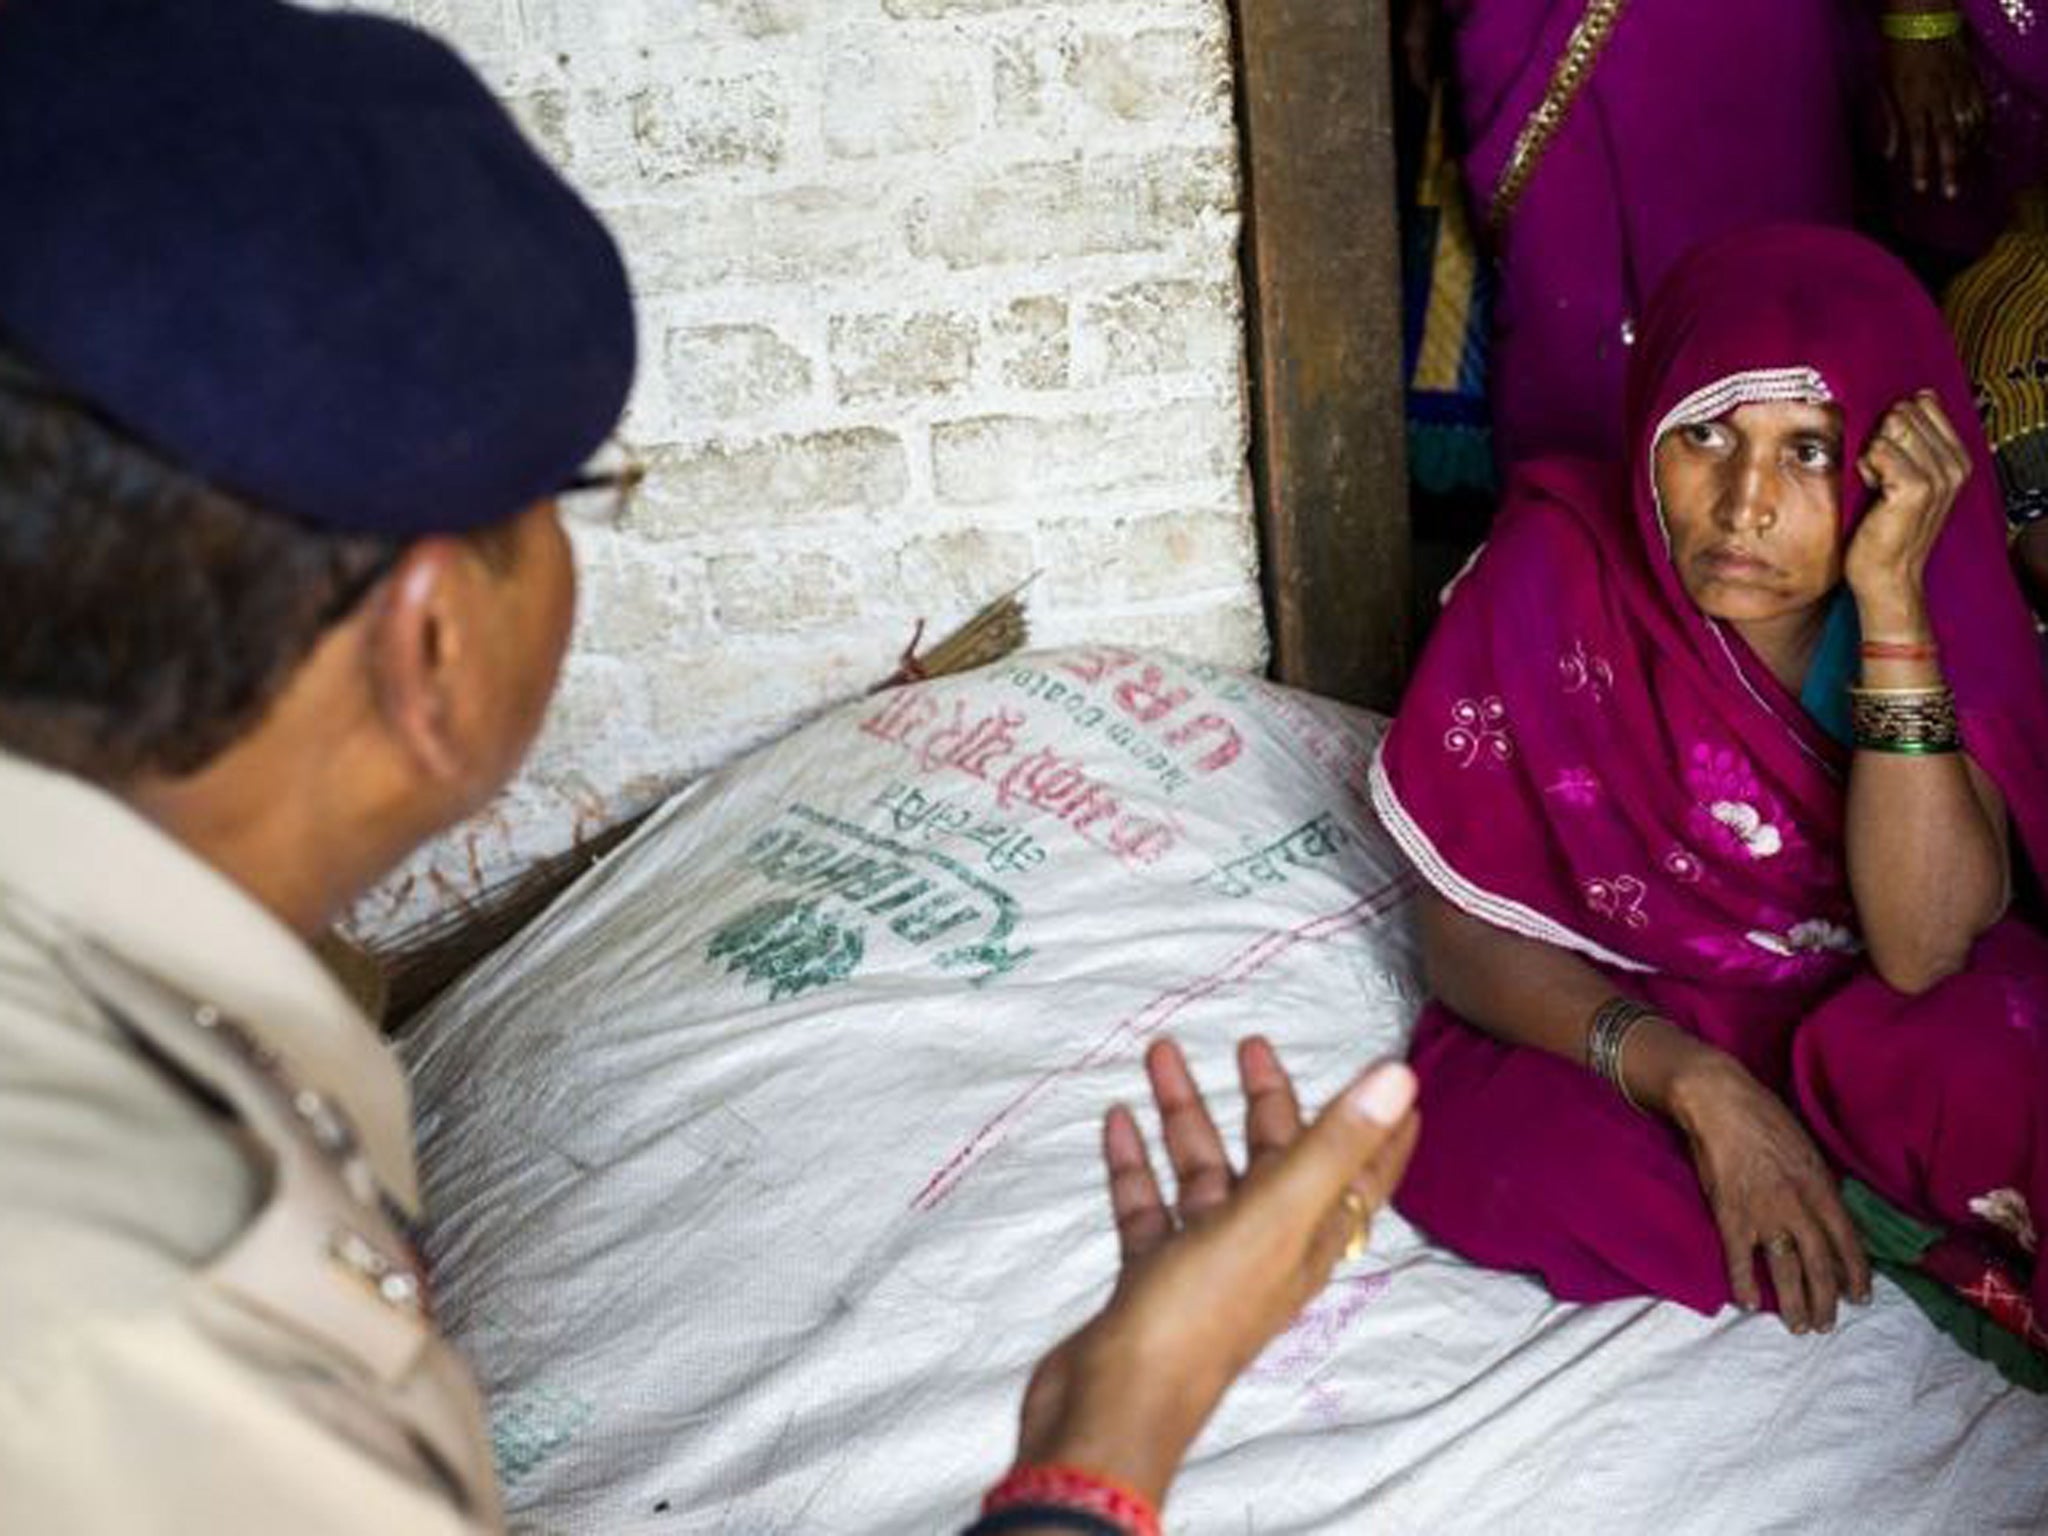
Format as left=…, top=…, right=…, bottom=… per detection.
left=1846, top=390, right=1974, bottom=636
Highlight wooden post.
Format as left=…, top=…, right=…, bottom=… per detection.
left=1230, top=0, right=1411, bottom=710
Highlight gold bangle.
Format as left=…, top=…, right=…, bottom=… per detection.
left=1881, top=9, right=1965, bottom=40
left=1849, top=683, right=1960, bottom=752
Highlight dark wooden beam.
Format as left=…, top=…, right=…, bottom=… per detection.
left=1230, top=0, right=1410, bottom=710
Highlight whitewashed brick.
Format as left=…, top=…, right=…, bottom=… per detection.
left=1081, top=280, right=1238, bottom=381
left=607, top=188, right=905, bottom=290
left=1037, top=510, right=1256, bottom=605
left=507, top=0, right=824, bottom=53
left=405, top=0, right=514, bottom=56
left=991, top=30, right=1076, bottom=126
left=709, top=0, right=813, bottom=39
left=644, top=651, right=814, bottom=740
left=629, top=78, right=786, bottom=179
left=525, top=659, right=650, bottom=777
left=830, top=311, right=978, bottom=404
left=1040, top=598, right=1271, bottom=669
left=884, top=0, right=1037, bottom=17
left=823, top=39, right=978, bottom=159
left=988, top=296, right=1070, bottom=390
left=931, top=400, right=1241, bottom=504
left=664, top=324, right=815, bottom=418
left=506, top=87, right=573, bottom=167
left=634, top=429, right=910, bottom=535
left=891, top=528, right=1037, bottom=611
left=909, top=149, right=1237, bottom=269
left=1074, top=29, right=1231, bottom=123
left=574, top=549, right=712, bottom=653
left=710, top=551, right=864, bottom=631
left=1150, top=145, right=1240, bottom=228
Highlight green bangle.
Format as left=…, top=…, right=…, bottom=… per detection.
left=1881, top=9, right=1965, bottom=40
left=1852, top=736, right=1961, bottom=755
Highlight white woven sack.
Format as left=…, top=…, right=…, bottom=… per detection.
left=401, top=646, right=1423, bottom=1532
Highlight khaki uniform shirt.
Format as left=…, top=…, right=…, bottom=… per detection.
left=0, top=752, right=503, bottom=1533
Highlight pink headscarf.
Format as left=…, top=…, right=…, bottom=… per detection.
left=1373, top=225, right=2048, bottom=1001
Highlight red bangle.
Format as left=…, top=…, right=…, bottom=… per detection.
left=1860, top=639, right=1939, bottom=661
left=983, top=1464, right=1163, bottom=1536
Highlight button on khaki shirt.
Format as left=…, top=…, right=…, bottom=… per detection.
left=0, top=752, right=502, bottom=1532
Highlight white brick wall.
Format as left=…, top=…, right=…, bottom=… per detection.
left=335, top=0, right=1262, bottom=939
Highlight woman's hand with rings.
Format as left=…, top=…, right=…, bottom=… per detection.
left=1668, top=1051, right=1871, bottom=1334
left=1846, top=390, right=1975, bottom=630
left=1014, top=1037, right=1420, bottom=1506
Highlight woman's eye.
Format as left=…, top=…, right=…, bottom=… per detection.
left=1792, top=440, right=1838, bottom=471
left=1681, top=422, right=1726, bottom=449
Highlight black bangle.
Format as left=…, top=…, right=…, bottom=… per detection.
left=962, top=1506, right=1129, bottom=1536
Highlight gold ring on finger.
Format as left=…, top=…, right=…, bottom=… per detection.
left=1340, top=1189, right=1371, bottom=1262
left=1767, top=1232, right=1798, bottom=1258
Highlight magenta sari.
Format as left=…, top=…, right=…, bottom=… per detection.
left=1373, top=225, right=2048, bottom=1346
left=1450, top=0, right=1858, bottom=467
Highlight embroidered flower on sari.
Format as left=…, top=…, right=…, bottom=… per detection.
left=1743, top=920, right=1857, bottom=957
left=1708, top=800, right=1783, bottom=859
left=1786, top=919, right=1857, bottom=953
left=1583, top=875, right=1649, bottom=929
left=1687, top=916, right=1859, bottom=980
left=1685, top=744, right=1798, bottom=861
left=1969, top=1188, right=2038, bottom=1254
left=1444, top=696, right=1512, bottom=768
left=1545, top=768, right=1601, bottom=807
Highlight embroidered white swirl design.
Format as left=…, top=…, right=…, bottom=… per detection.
left=1444, top=696, right=1511, bottom=768
left=1558, top=639, right=1614, bottom=702
left=1583, top=875, right=1648, bottom=929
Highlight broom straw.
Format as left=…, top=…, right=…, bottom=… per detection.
left=877, top=571, right=1038, bottom=689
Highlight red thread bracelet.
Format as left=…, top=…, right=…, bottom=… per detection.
left=1860, top=639, right=1939, bottom=661
left=983, top=1464, right=1163, bottom=1536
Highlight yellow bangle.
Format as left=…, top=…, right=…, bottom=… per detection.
left=1881, top=9, right=1965, bottom=40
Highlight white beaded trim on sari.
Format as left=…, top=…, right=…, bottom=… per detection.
left=1652, top=365, right=1832, bottom=451
left=1367, top=747, right=1655, bottom=973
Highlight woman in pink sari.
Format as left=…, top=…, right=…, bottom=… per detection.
left=1372, top=224, right=2048, bottom=1368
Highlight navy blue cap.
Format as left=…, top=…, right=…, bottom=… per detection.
left=0, top=0, right=636, bottom=536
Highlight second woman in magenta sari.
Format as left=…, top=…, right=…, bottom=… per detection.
left=1373, top=224, right=2048, bottom=1370
left=1444, top=0, right=1858, bottom=469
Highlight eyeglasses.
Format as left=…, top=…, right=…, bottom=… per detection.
left=321, top=438, right=646, bottom=623
left=555, top=436, right=646, bottom=525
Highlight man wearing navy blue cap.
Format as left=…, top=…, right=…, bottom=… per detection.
left=0, top=0, right=632, bottom=1528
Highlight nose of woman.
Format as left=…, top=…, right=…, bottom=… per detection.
left=1720, top=447, right=1779, bottom=535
